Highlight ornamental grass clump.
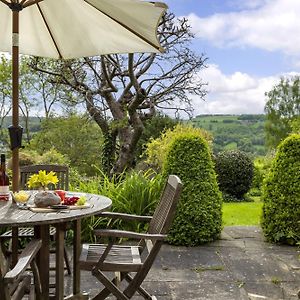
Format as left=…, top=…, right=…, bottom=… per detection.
left=261, top=134, right=300, bottom=245
left=163, top=134, right=222, bottom=246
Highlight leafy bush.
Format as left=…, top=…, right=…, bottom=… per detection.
left=215, top=150, right=254, bottom=200
left=145, top=123, right=212, bottom=171
left=261, top=134, right=300, bottom=245
left=136, top=113, right=179, bottom=159
left=163, top=135, right=222, bottom=246
left=222, top=192, right=253, bottom=203
left=36, top=148, right=70, bottom=165
left=75, top=169, right=164, bottom=242
left=251, top=154, right=274, bottom=190
left=28, top=114, right=104, bottom=176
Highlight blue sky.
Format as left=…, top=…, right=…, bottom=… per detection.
left=164, top=0, right=300, bottom=115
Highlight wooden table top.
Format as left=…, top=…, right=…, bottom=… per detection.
left=0, top=192, right=112, bottom=227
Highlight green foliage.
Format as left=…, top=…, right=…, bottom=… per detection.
left=191, top=114, right=266, bottom=156
left=221, top=192, right=253, bottom=203
left=163, top=135, right=222, bottom=246
left=101, top=133, right=116, bottom=176
left=251, top=154, right=274, bottom=192
left=145, top=123, right=212, bottom=171
left=28, top=114, right=103, bottom=176
left=291, top=117, right=300, bottom=133
left=261, top=134, right=300, bottom=245
left=74, top=170, right=164, bottom=242
left=136, top=113, right=179, bottom=159
left=264, top=77, right=300, bottom=149
left=37, top=148, right=70, bottom=165
left=215, top=150, right=254, bottom=200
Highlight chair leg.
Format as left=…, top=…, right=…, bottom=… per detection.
left=125, top=274, right=153, bottom=300
left=92, top=273, right=125, bottom=300
left=64, top=245, right=72, bottom=275
left=92, top=269, right=129, bottom=300
left=31, top=259, right=42, bottom=299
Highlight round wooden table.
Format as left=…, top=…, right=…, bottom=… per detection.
left=0, top=192, right=112, bottom=300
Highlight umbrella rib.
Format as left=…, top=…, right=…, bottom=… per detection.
left=84, top=0, right=164, bottom=52
left=36, top=3, right=63, bottom=59
left=0, top=0, right=11, bottom=6
left=23, top=0, right=44, bottom=8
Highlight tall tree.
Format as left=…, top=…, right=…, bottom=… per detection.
left=265, top=77, right=300, bottom=149
left=31, top=13, right=208, bottom=175
left=0, top=55, right=12, bottom=147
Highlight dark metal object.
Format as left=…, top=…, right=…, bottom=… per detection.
left=8, top=126, right=23, bottom=150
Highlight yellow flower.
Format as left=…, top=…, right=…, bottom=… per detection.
left=27, top=170, right=59, bottom=189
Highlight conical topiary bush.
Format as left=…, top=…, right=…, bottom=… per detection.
left=163, top=134, right=222, bottom=246
left=261, top=134, right=300, bottom=245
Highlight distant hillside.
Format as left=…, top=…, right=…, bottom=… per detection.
left=191, top=114, right=266, bottom=156
left=2, top=116, right=42, bottom=133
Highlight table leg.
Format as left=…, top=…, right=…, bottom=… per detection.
left=35, top=224, right=50, bottom=300
left=73, top=219, right=81, bottom=295
left=11, top=227, right=18, bottom=267
left=56, top=223, right=66, bottom=300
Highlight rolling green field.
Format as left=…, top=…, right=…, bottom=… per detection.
left=190, top=114, right=266, bottom=156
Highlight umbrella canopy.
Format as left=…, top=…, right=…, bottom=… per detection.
left=0, top=0, right=167, bottom=192
left=0, top=0, right=166, bottom=58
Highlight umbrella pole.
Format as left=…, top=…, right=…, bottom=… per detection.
left=12, top=10, right=19, bottom=194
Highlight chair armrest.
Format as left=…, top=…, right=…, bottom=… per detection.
left=97, top=211, right=153, bottom=222
left=93, top=229, right=166, bottom=241
left=4, top=239, right=42, bottom=283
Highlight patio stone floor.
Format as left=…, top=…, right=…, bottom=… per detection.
left=58, top=226, right=300, bottom=300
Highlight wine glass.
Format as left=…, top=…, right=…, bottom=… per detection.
left=12, top=191, right=30, bottom=209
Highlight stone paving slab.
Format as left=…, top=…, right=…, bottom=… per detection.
left=64, top=226, right=300, bottom=299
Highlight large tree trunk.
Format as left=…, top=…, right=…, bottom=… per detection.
left=112, top=122, right=144, bottom=175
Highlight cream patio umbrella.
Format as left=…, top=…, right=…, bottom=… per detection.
left=0, top=0, right=167, bottom=192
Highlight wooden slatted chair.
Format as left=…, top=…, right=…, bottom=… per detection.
left=19, top=164, right=69, bottom=191
left=0, top=164, right=71, bottom=275
left=79, top=175, right=182, bottom=300
left=0, top=239, right=42, bottom=300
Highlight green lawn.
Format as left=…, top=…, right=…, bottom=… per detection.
left=222, top=201, right=263, bottom=226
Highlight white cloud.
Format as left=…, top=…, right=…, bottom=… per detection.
left=191, top=64, right=300, bottom=115
left=187, top=0, right=300, bottom=56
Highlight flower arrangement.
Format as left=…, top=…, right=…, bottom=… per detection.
left=27, top=170, right=59, bottom=190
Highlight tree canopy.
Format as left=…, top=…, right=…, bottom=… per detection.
left=264, top=76, right=300, bottom=149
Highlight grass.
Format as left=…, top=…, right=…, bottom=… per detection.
left=222, top=199, right=263, bottom=226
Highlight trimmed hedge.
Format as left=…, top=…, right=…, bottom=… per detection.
left=215, top=150, right=254, bottom=200
left=163, top=134, right=222, bottom=246
left=261, top=134, right=300, bottom=245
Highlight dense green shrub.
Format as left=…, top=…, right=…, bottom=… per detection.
left=215, top=150, right=254, bottom=200
left=163, top=135, right=222, bottom=246
left=75, top=169, right=164, bottom=242
left=145, top=124, right=212, bottom=171
left=261, top=134, right=300, bottom=245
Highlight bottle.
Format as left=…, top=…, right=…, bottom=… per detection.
left=0, top=154, right=10, bottom=201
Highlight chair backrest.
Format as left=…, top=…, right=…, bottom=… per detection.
left=20, top=164, right=69, bottom=190
left=124, top=175, right=182, bottom=298
left=148, top=175, right=182, bottom=235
